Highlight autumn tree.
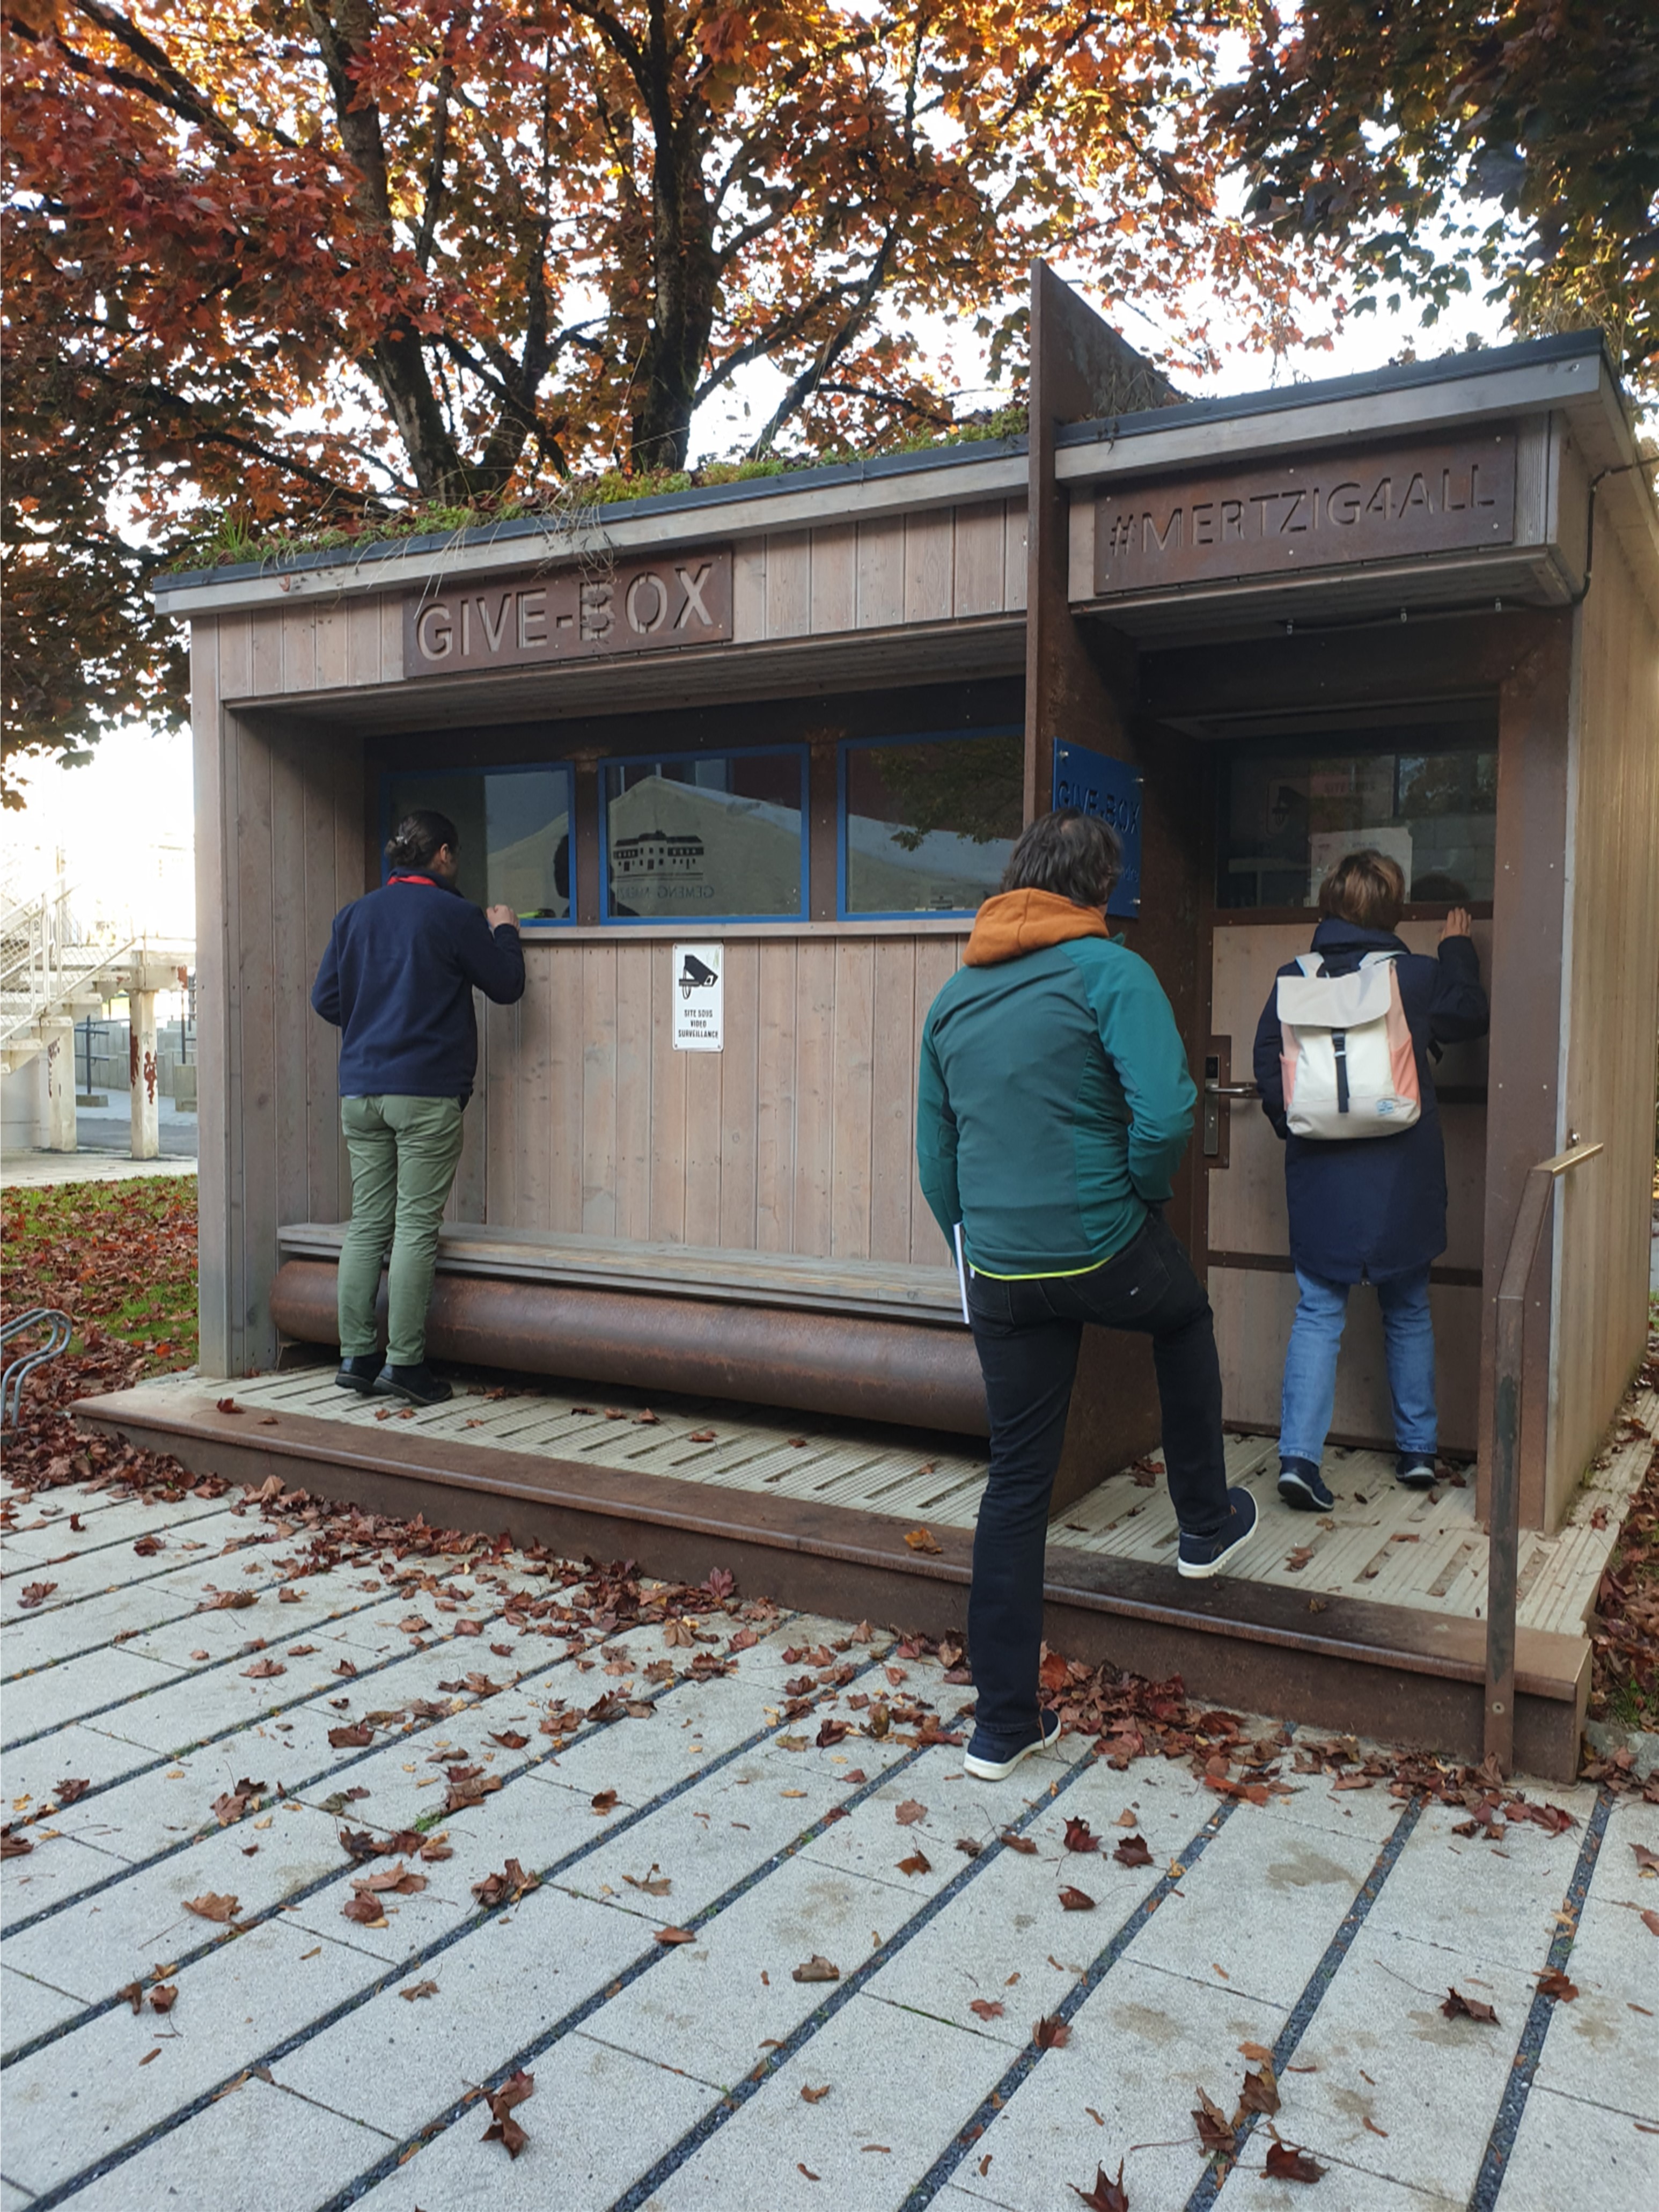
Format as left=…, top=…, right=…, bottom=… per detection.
left=1221, top=2, right=1658, bottom=393
left=3, top=0, right=1312, bottom=785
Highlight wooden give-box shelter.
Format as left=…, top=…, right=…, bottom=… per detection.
left=79, top=272, right=1659, bottom=1778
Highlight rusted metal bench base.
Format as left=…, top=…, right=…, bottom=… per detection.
left=73, top=1383, right=1588, bottom=1783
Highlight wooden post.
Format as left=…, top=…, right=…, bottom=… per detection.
left=42, top=1018, right=77, bottom=1152
left=129, top=990, right=159, bottom=1160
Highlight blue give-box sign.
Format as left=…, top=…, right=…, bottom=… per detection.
left=1053, top=739, right=1142, bottom=917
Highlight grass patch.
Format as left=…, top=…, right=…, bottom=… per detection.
left=1, top=1175, right=199, bottom=1375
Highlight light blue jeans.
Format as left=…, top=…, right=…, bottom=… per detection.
left=1280, top=1265, right=1437, bottom=1465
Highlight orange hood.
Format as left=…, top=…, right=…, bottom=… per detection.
left=964, top=888, right=1110, bottom=967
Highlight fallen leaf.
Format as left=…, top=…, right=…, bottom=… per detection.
left=903, top=1527, right=943, bottom=1554
left=591, top=1789, right=618, bottom=1815
left=653, top=1925, right=697, bottom=1945
left=1631, top=1843, right=1659, bottom=1874
left=792, top=1954, right=841, bottom=1983
left=481, top=2068, right=534, bottom=2158
left=955, top=1837, right=982, bottom=1858
left=1641, top=1909, right=1659, bottom=1939
left=182, top=1893, right=239, bottom=1923
left=1537, top=1969, right=1579, bottom=2001
left=17, top=1582, right=56, bottom=1609
left=1059, top=1886, right=1096, bottom=1911
left=1113, top=1834, right=1153, bottom=1867
left=800, top=2084, right=831, bottom=2103
left=687, top=1429, right=717, bottom=1444
left=489, top=1732, right=529, bottom=1752
left=1063, top=1817, right=1099, bottom=1854
left=623, top=1867, right=673, bottom=1898
left=118, top=1979, right=145, bottom=2014
left=472, top=1859, right=539, bottom=1909
left=1033, top=2015, right=1070, bottom=2049
left=1239, top=2062, right=1279, bottom=2115
left=1002, top=1832, right=1038, bottom=1855
left=1069, top=2161, right=1129, bottom=2211
left=400, top=1980, right=439, bottom=2001
left=138, top=2047, right=160, bottom=2066
left=1237, top=2041, right=1274, bottom=2064
left=215, top=1397, right=240, bottom=1414
left=1192, top=2086, right=1235, bottom=2156
left=1285, top=1546, right=1313, bottom=1572
left=1442, top=1987, right=1500, bottom=2024
left=894, top=1799, right=927, bottom=1826
left=133, top=1535, right=163, bottom=1556
left=150, top=1984, right=178, bottom=2014
left=54, top=1778, right=91, bottom=1805
left=327, top=1724, right=373, bottom=1749
left=243, top=1657, right=285, bottom=1679
left=798, top=2165, right=820, bottom=2182
left=968, top=1998, right=1005, bottom=2020
left=1264, top=2142, right=1325, bottom=2183
left=1362, top=2114, right=1389, bottom=2138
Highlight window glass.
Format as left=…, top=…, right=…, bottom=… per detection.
left=382, top=766, right=572, bottom=922
left=842, top=731, right=1024, bottom=916
left=601, top=750, right=805, bottom=920
left=1217, top=733, right=1496, bottom=909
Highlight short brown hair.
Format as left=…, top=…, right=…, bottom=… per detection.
left=1317, top=848, right=1406, bottom=932
left=1000, top=809, right=1122, bottom=907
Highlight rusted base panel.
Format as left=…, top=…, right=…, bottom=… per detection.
left=74, top=1386, right=1588, bottom=1784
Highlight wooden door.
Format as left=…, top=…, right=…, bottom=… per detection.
left=1202, top=916, right=1492, bottom=1455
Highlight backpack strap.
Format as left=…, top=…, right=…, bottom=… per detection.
left=1358, top=950, right=1402, bottom=969
left=1294, top=954, right=1323, bottom=978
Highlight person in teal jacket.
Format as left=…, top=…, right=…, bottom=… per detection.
left=917, top=808, right=1257, bottom=1782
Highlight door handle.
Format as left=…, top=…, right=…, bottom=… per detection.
left=1205, top=1081, right=1260, bottom=1100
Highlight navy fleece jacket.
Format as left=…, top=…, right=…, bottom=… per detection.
left=311, top=877, right=525, bottom=1103
left=1252, top=920, right=1488, bottom=1283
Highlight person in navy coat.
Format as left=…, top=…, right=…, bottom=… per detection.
left=1252, top=849, right=1489, bottom=1512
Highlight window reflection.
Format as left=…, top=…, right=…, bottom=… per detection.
left=382, top=766, right=572, bottom=921
left=842, top=731, right=1024, bottom=916
left=601, top=750, right=805, bottom=920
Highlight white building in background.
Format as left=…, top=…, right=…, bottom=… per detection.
left=1, top=728, right=196, bottom=1159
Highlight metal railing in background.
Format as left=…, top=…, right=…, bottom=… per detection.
left=1485, top=1138, right=1604, bottom=1774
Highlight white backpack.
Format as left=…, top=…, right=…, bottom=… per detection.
left=1276, top=951, right=1421, bottom=1141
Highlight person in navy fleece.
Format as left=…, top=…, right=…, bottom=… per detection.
left=1253, top=848, right=1488, bottom=1512
left=311, top=808, right=525, bottom=1405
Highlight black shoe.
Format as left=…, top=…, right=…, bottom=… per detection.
left=378, top=1363, right=453, bottom=1407
left=964, top=1709, right=1062, bottom=1783
left=1278, top=1457, right=1334, bottom=1512
left=1396, top=1452, right=1437, bottom=1490
left=335, top=1356, right=384, bottom=1396
left=1177, top=1486, right=1259, bottom=1579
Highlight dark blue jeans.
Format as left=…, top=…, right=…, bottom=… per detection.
left=964, top=1210, right=1229, bottom=1747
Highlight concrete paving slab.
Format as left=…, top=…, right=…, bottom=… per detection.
left=1, top=1715, right=160, bottom=1809
left=347, top=2027, right=714, bottom=2212
left=2, top=1575, right=223, bottom=1675
left=1, top=1642, right=188, bottom=1746
left=1528, top=1866, right=1659, bottom=2121
left=1, top=1962, right=86, bottom=2057
left=1591, top=1798, right=1659, bottom=1909
left=1364, top=1793, right=1598, bottom=1972
left=0, top=1831, right=132, bottom=1934
left=1257, top=1928, right=1548, bottom=2202
left=0, top=2182, right=33, bottom=2211
left=55, top=2075, right=394, bottom=2212
left=1490, top=2081, right=1659, bottom=2212
left=934, top=1954, right=1284, bottom=2212
left=644, top=1988, right=1011, bottom=2212
left=1236, top=2147, right=1463, bottom=2209
left=0, top=1918, right=377, bottom=2197
left=0, top=1492, right=229, bottom=1575
left=2, top=1799, right=348, bottom=2004
left=272, top=1884, right=652, bottom=2137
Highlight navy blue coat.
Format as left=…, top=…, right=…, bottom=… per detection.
left=311, top=877, right=525, bottom=1104
left=1252, top=920, right=1488, bottom=1284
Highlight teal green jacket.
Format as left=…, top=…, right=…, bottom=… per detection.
left=916, top=895, right=1196, bottom=1276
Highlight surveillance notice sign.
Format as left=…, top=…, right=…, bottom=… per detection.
left=672, top=943, right=724, bottom=1051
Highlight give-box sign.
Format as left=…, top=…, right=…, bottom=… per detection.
left=405, top=549, right=733, bottom=676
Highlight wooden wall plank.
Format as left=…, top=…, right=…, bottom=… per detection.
left=792, top=937, right=837, bottom=1253
left=683, top=1028, right=724, bottom=1247
left=281, top=607, right=318, bottom=694
left=580, top=943, right=618, bottom=1235
left=732, top=543, right=767, bottom=644
left=379, top=594, right=404, bottom=684
left=547, top=945, right=585, bottom=1232
left=856, top=519, right=906, bottom=629
left=347, top=598, right=383, bottom=687
left=754, top=939, right=797, bottom=1251
left=809, top=523, right=857, bottom=634
left=829, top=940, right=876, bottom=1258
left=765, top=530, right=811, bottom=640
left=483, top=995, right=518, bottom=1225
left=316, top=603, right=349, bottom=691
left=269, top=738, right=312, bottom=1233
left=868, top=938, right=917, bottom=1264
left=904, top=512, right=955, bottom=626
left=613, top=940, right=655, bottom=1241
left=953, top=502, right=1007, bottom=618
left=449, top=1008, right=489, bottom=1222
left=513, top=956, right=553, bottom=1233
left=649, top=940, right=688, bottom=1242
left=718, top=940, right=760, bottom=1250
left=298, top=741, right=342, bottom=1229
left=230, top=713, right=278, bottom=1368
left=189, top=620, right=232, bottom=1375
left=250, top=612, right=283, bottom=699
left=1004, top=500, right=1029, bottom=612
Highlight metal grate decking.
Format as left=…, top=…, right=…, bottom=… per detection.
left=214, top=1365, right=1654, bottom=1639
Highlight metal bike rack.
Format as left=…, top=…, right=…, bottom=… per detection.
left=1485, top=1139, right=1603, bottom=1774
left=0, top=1308, right=74, bottom=1431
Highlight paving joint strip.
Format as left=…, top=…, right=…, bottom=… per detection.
left=600, top=1732, right=1124, bottom=2212
left=18, top=1650, right=928, bottom=2211
left=1466, top=1784, right=1614, bottom=2212
left=2, top=1608, right=829, bottom=2063
left=895, top=1794, right=1242, bottom=2210
left=1182, top=1791, right=1428, bottom=2208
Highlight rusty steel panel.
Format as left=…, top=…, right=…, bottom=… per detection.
left=269, top=1258, right=990, bottom=1436
left=1092, top=431, right=1517, bottom=598
left=404, top=547, right=733, bottom=677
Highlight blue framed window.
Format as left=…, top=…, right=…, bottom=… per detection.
left=599, top=748, right=808, bottom=923
left=839, top=728, right=1024, bottom=918
left=380, top=764, right=574, bottom=924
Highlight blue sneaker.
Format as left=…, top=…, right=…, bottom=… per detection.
left=1278, top=1457, right=1334, bottom=1512
left=964, top=1708, right=1062, bottom=1783
left=1177, top=1486, right=1259, bottom=1579
left=1396, top=1452, right=1437, bottom=1490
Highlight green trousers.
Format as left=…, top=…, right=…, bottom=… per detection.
left=337, top=1094, right=466, bottom=1368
